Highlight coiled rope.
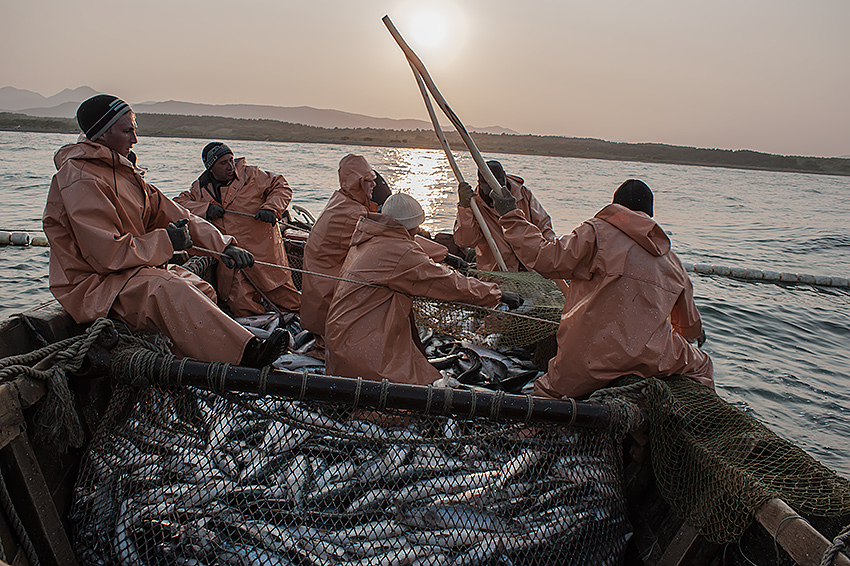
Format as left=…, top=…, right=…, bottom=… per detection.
left=0, top=318, right=117, bottom=449
left=821, top=523, right=850, bottom=566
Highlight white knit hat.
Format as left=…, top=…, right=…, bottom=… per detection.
left=381, top=193, right=425, bottom=229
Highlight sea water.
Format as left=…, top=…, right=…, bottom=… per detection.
left=1, top=130, right=848, bottom=478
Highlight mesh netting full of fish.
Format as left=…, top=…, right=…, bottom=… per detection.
left=71, top=385, right=631, bottom=566
left=412, top=269, right=564, bottom=350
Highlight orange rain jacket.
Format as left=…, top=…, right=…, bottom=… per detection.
left=414, top=234, right=448, bottom=263
left=325, top=213, right=502, bottom=385
left=500, top=203, right=714, bottom=399
left=454, top=173, right=556, bottom=271
left=175, top=158, right=301, bottom=316
left=300, top=155, right=378, bottom=336
left=43, top=137, right=254, bottom=364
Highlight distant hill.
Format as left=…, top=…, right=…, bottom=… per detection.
left=0, top=85, right=516, bottom=135
left=0, top=86, right=98, bottom=112
left=2, top=111, right=849, bottom=178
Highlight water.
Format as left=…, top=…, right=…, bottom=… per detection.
left=1, top=131, right=848, bottom=478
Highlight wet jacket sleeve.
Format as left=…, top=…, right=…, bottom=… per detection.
left=414, top=234, right=448, bottom=262
left=256, top=169, right=293, bottom=217
left=452, top=205, right=484, bottom=249
left=670, top=277, right=703, bottom=342
left=388, top=246, right=501, bottom=307
left=61, top=177, right=174, bottom=273
left=523, top=187, right=556, bottom=241
left=500, top=209, right=597, bottom=280
left=173, top=181, right=212, bottom=218
left=147, top=184, right=234, bottom=254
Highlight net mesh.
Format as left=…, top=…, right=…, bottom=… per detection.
left=70, top=377, right=631, bottom=565
left=639, top=375, right=850, bottom=543
left=413, top=269, right=564, bottom=350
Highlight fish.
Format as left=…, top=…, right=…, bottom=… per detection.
left=398, top=503, right=521, bottom=533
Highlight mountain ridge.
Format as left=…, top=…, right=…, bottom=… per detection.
left=0, top=86, right=516, bottom=135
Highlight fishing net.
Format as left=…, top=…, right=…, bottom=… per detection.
left=69, top=340, right=632, bottom=565
left=634, top=375, right=850, bottom=543
left=412, top=268, right=564, bottom=350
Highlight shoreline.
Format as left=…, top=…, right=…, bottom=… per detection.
left=2, top=112, right=849, bottom=178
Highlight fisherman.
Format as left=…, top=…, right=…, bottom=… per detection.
left=175, top=142, right=301, bottom=316
left=43, top=95, right=288, bottom=368
left=300, top=154, right=379, bottom=359
left=454, top=160, right=555, bottom=271
left=325, top=193, right=520, bottom=385
left=490, top=179, right=713, bottom=399
left=371, top=169, right=468, bottom=271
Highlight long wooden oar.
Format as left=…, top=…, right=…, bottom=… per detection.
left=407, top=62, right=508, bottom=271
left=382, top=15, right=507, bottom=200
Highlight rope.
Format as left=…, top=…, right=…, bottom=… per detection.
left=0, top=318, right=118, bottom=450
left=773, top=514, right=810, bottom=564
left=683, top=262, right=850, bottom=289
left=821, top=523, right=850, bottom=566
left=191, top=245, right=559, bottom=328
left=0, top=472, right=40, bottom=566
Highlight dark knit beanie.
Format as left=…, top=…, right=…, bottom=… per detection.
left=370, top=170, right=392, bottom=207
left=613, top=179, right=654, bottom=217
left=76, top=95, right=131, bottom=141
left=478, top=160, right=507, bottom=187
left=202, top=142, right=233, bottom=169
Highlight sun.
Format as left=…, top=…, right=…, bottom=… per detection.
left=409, top=10, right=449, bottom=51
left=394, top=1, right=467, bottom=57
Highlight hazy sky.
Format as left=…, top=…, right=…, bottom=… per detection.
left=2, top=0, right=848, bottom=158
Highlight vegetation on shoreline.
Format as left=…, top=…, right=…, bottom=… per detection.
left=2, top=111, right=849, bottom=177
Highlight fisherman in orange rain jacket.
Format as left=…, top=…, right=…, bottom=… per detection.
left=300, top=154, right=379, bottom=345
left=325, top=193, right=516, bottom=385
left=43, top=95, right=287, bottom=368
left=490, top=179, right=713, bottom=399
left=175, top=143, right=301, bottom=316
left=454, top=160, right=556, bottom=271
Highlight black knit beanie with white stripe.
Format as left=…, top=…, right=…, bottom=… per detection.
left=76, top=94, right=131, bottom=141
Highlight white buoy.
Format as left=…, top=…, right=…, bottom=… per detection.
left=683, top=262, right=849, bottom=289
left=9, top=232, right=31, bottom=246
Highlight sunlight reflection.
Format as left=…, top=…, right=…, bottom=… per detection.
left=375, top=147, right=461, bottom=234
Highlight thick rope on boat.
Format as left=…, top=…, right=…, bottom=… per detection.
left=0, top=317, right=117, bottom=450
left=682, top=262, right=850, bottom=288
left=821, top=523, right=850, bottom=566
left=0, top=472, right=39, bottom=566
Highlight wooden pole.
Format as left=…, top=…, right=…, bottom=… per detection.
left=407, top=62, right=509, bottom=272
left=754, top=498, right=850, bottom=566
left=382, top=15, right=507, bottom=200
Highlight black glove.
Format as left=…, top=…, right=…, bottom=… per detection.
left=255, top=209, right=277, bottom=224
left=500, top=291, right=523, bottom=310
left=458, top=182, right=474, bottom=208
left=222, top=243, right=254, bottom=269
left=206, top=203, right=225, bottom=220
left=166, top=218, right=193, bottom=251
left=491, top=188, right=517, bottom=216
left=443, top=254, right=469, bottom=271
left=697, top=329, right=707, bottom=348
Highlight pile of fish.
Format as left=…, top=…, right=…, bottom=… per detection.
left=71, top=312, right=629, bottom=565
left=72, top=386, right=631, bottom=565
left=238, top=310, right=546, bottom=395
